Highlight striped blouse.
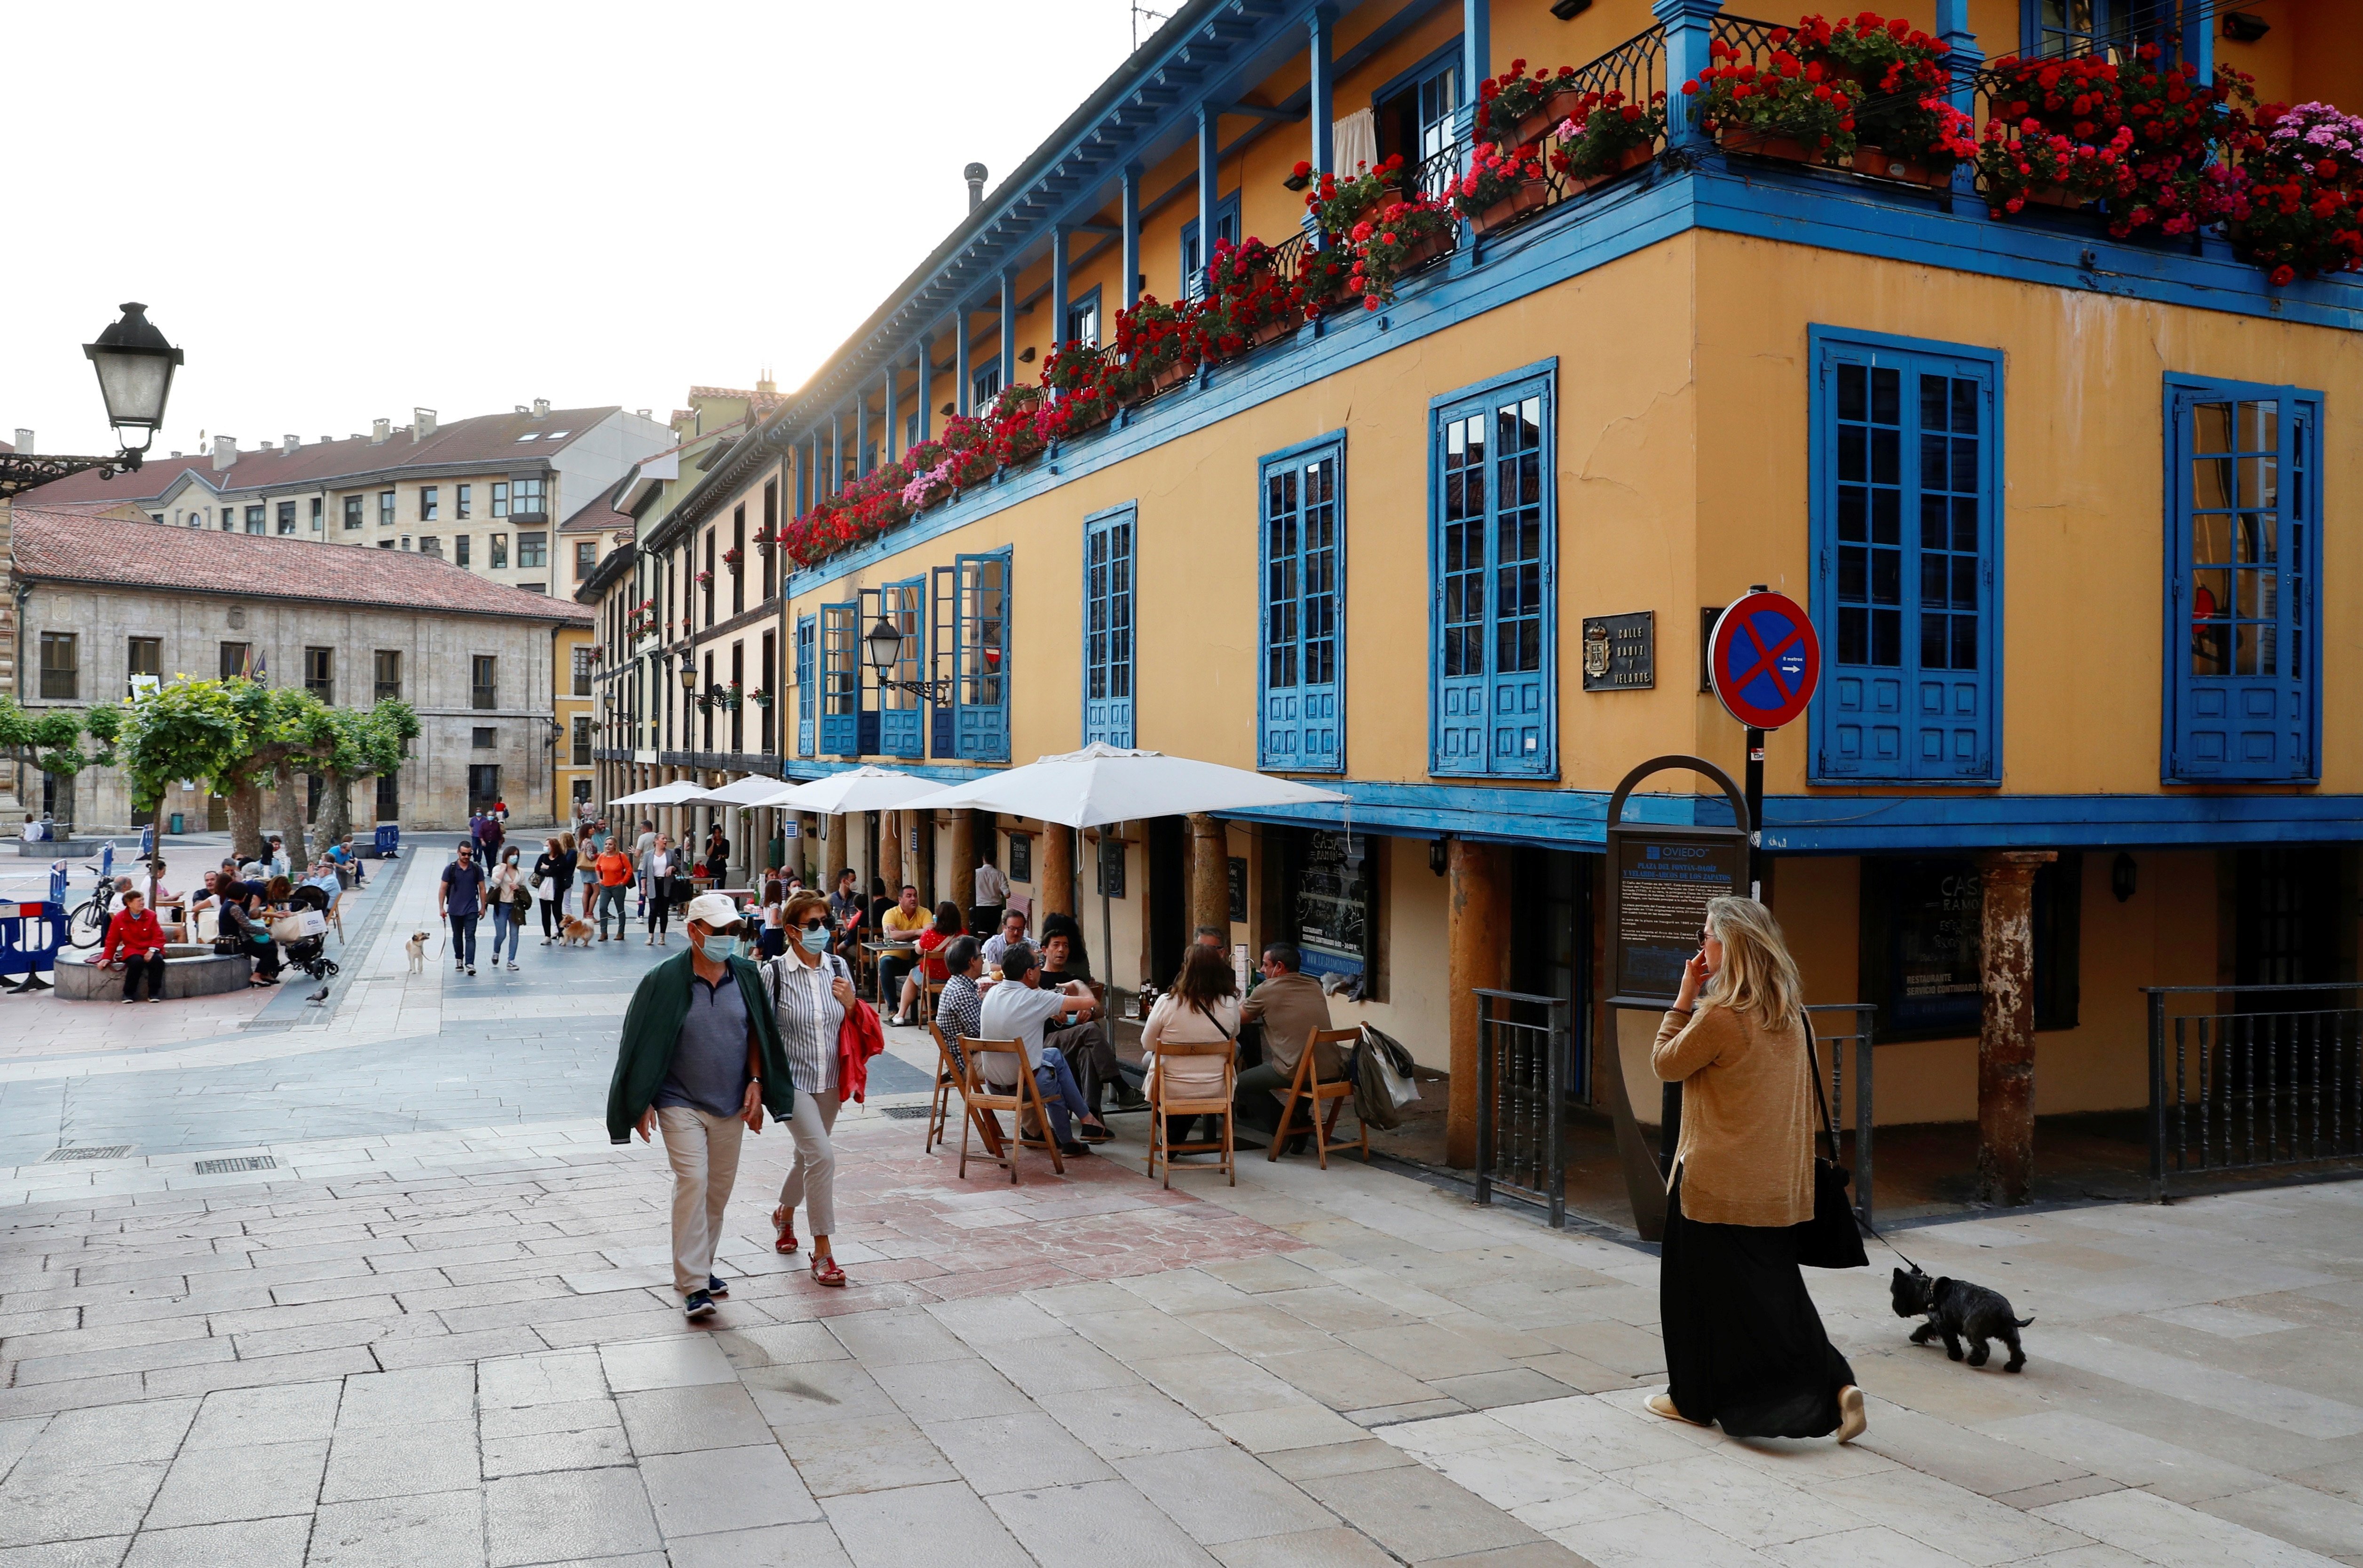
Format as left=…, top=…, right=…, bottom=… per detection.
left=761, top=952, right=846, bottom=1097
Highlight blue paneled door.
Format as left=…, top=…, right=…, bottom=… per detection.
left=870, top=578, right=925, bottom=759
left=1431, top=377, right=1553, bottom=778
left=794, top=614, right=815, bottom=757
left=819, top=602, right=861, bottom=756
left=1260, top=443, right=1344, bottom=772
left=932, top=552, right=1011, bottom=762
left=1083, top=508, right=1135, bottom=748
left=2165, top=379, right=2319, bottom=781
left=1811, top=333, right=2000, bottom=783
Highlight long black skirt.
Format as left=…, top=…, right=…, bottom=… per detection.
left=1660, top=1176, right=1855, bottom=1438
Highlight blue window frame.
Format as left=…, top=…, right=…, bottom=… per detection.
left=1809, top=329, right=2002, bottom=784
left=1430, top=363, right=1555, bottom=778
left=1260, top=437, right=1345, bottom=772
left=869, top=578, right=925, bottom=759
left=971, top=363, right=1001, bottom=410
left=2021, top=0, right=2148, bottom=57
left=1083, top=506, right=1136, bottom=747
left=795, top=614, right=815, bottom=757
left=930, top=551, right=1011, bottom=761
left=2164, top=377, right=2321, bottom=782
left=1375, top=42, right=1462, bottom=198
left=819, top=601, right=864, bottom=756
left=1179, top=194, right=1241, bottom=304
left=1067, top=286, right=1102, bottom=349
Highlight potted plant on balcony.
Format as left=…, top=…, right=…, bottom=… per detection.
left=1479, top=60, right=1584, bottom=149
left=1683, top=36, right=1859, bottom=166
left=1451, top=141, right=1552, bottom=234
left=2096, top=46, right=2257, bottom=242
left=1304, top=156, right=1408, bottom=239
left=721, top=547, right=743, bottom=573
left=1346, top=193, right=1456, bottom=307
left=1296, top=242, right=1356, bottom=317
left=751, top=687, right=774, bottom=708
left=1549, top=89, right=1667, bottom=193
left=2226, top=101, right=2363, bottom=283
left=722, top=682, right=743, bottom=711
left=1201, top=237, right=1303, bottom=356
left=1975, top=50, right=2139, bottom=214
left=1042, top=340, right=1122, bottom=434
left=694, top=568, right=714, bottom=588
left=1117, top=295, right=1203, bottom=395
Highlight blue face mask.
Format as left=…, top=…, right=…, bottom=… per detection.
left=699, top=934, right=737, bottom=963
left=799, top=925, right=831, bottom=955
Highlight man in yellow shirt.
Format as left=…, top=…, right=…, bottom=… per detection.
left=877, top=884, right=929, bottom=1019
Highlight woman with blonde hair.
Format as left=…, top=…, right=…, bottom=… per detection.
left=762, top=889, right=858, bottom=1286
left=1650, top=895, right=1865, bottom=1443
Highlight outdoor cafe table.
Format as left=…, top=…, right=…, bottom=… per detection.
left=862, top=940, right=916, bottom=1008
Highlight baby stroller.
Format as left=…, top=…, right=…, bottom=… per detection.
left=270, top=888, right=339, bottom=982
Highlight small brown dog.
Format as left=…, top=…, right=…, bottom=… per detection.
left=557, top=915, right=595, bottom=949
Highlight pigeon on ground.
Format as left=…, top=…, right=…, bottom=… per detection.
left=306, top=986, right=331, bottom=1002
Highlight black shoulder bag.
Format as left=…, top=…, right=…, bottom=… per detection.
left=1795, top=1012, right=1869, bottom=1269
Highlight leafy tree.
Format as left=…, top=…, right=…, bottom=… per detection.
left=0, top=693, right=118, bottom=822
left=315, top=699, right=417, bottom=848
left=113, top=678, right=338, bottom=864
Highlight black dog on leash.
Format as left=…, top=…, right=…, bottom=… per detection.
left=1891, top=1266, right=2034, bottom=1372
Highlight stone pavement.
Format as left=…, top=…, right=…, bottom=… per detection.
left=0, top=842, right=2356, bottom=1565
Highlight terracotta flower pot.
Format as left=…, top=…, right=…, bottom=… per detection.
left=1851, top=144, right=1951, bottom=188
left=2023, top=183, right=2087, bottom=209
left=1150, top=357, right=1199, bottom=394
left=1721, top=129, right=1829, bottom=165
left=1394, top=229, right=1455, bottom=273
left=1563, top=142, right=1658, bottom=195
left=1249, top=315, right=1299, bottom=348
left=1472, top=179, right=1552, bottom=235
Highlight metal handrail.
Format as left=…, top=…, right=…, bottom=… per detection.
left=1472, top=987, right=1570, bottom=1229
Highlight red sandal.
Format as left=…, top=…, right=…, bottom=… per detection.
left=771, top=1205, right=798, bottom=1255
left=809, top=1253, right=846, bottom=1288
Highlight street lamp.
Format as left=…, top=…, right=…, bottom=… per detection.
left=0, top=303, right=185, bottom=497
left=865, top=612, right=952, bottom=702
left=678, top=648, right=697, bottom=691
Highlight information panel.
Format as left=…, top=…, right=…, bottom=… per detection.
left=1610, top=831, right=1744, bottom=1003
left=1296, top=830, right=1369, bottom=978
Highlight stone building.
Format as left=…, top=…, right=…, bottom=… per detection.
left=9, top=506, right=588, bottom=832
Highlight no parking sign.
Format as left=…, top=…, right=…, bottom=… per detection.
left=1710, top=591, right=1821, bottom=731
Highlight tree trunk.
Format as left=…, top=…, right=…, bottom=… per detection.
left=273, top=763, right=311, bottom=871
left=319, top=773, right=354, bottom=850
left=228, top=780, right=265, bottom=861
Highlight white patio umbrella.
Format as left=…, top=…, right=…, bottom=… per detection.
left=764, top=765, right=946, bottom=816
left=699, top=774, right=795, bottom=807
left=903, top=744, right=1349, bottom=988
left=607, top=780, right=713, bottom=807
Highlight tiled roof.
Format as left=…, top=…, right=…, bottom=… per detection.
left=558, top=485, right=634, bottom=534
left=10, top=507, right=592, bottom=623
left=16, top=406, right=624, bottom=505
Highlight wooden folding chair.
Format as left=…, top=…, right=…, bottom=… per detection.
left=1267, top=1026, right=1368, bottom=1168
left=925, top=1022, right=1003, bottom=1158
left=1144, top=1041, right=1237, bottom=1188
left=957, top=1037, right=1065, bottom=1183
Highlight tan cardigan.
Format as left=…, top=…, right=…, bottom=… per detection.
left=1652, top=1004, right=1815, bottom=1228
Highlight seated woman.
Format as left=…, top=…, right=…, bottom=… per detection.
left=1141, top=944, right=1242, bottom=1149
left=217, top=891, right=283, bottom=987
left=890, top=902, right=964, bottom=1027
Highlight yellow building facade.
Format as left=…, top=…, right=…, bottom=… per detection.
left=593, top=0, right=2363, bottom=1190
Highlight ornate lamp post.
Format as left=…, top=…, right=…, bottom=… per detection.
left=864, top=611, right=951, bottom=702
left=0, top=304, right=185, bottom=497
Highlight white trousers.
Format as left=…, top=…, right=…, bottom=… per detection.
left=659, top=1105, right=744, bottom=1295
left=776, top=1089, right=841, bottom=1237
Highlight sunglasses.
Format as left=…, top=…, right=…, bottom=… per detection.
left=799, top=917, right=830, bottom=932
left=1698, top=927, right=1713, bottom=946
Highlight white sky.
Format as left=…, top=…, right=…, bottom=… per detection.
left=2, top=0, right=1142, bottom=458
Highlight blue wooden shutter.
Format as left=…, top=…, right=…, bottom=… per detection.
left=955, top=552, right=1011, bottom=761
left=1083, top=508, right=1135, bottom=748
left=930, top=566, right=956, bottom=757
left=794, top=614, right=815, bottom=757
left=2166, top=380, right=2319, bottom=782
left=819, top=601, right=860, bottom=756
left=1430, top=375, right=1554, bottom=778
left=1259, top=442, right=1344, bottom=772
left=878, top=577, right=925, bottom=759
left=1810, top=333, right=2000, bottom=784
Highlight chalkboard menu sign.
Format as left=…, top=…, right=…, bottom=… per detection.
left=1879, top=858, right=1984, bottom=1039
left=1227, top=856, right=1248, bottom=923
left=1007, top=832, right=1031, bottom=883
left=1296, top=830, right=1369, bottom=977
left=1608, top=831, right=1744, bottom=1003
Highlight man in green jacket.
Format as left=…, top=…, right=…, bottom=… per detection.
left=608, top=892, right=796, bottom=1320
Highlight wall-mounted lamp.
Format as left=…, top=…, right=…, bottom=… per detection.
left=2111, top=852, right=2138, bottom=903
left=1430, top=837, right=1449, bottom=877
left=1018, top=346, right=1037, bottom=363
left=1549, top=0, right=1592, bottom=17
left=2222, top=11, right=2270, bottom=42
left=940, top=402, right=955, bottom=416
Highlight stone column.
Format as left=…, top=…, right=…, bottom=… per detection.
left=1188, top=814, right=1228, bottom=938
left=880, top=812, right=903, bottom=893
left=1042, top=824, right=1075, bottom=922
left=1446, top=840, right=1512, bottom=1169
left=948, top=811, right=976, bottom=915
left=1977, top=850, right=2055, bottom=1206
left=824, top=812, right=846, bottom=889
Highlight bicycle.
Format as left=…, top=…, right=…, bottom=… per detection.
left=65, top=862, right=117, bottom=949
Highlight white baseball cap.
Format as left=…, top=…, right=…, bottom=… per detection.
left=682, top=892, right=743, bottom=931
